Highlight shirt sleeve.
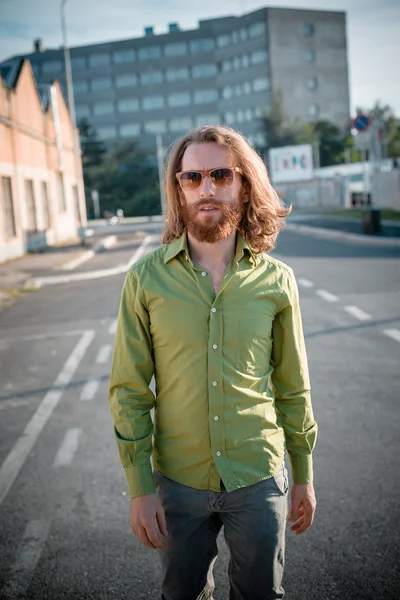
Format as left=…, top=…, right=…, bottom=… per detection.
left=108, top=268, right=156, bottom=498
left=270, top=267, right=318, bottom=484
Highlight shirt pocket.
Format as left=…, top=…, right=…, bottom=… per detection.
left=235, top=316, right=273, bottom=377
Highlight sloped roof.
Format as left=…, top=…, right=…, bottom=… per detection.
left=0, top=57, right=23, bottom=88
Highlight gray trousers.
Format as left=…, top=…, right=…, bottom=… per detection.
left=154, top=463, right=289, bottom=600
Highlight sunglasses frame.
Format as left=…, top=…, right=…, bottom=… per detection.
left=175, top=166, right=243, bottom=191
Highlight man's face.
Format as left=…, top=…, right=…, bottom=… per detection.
left=178, top=142, right=246, bottom=244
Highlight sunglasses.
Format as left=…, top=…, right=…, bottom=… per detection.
left=176, top=167, right=243, bottom=191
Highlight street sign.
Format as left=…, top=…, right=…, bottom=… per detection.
left=352, top=114, right=371, bottom=133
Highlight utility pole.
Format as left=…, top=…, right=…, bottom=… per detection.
left=60, top=0, right=84, bottom=228
left=156, top=134, right=166, bottom=217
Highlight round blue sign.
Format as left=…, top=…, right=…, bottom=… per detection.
left=352, top=114, right=371, bottom=132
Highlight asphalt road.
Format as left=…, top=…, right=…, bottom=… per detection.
left=0, top=228, right=399, bottom=600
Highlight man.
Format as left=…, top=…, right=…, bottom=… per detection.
left=109, top=125, right=318, bottom=600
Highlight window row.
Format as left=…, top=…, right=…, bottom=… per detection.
left=221, top=50, right=268, bottom=73
left=216, top=22, right=266, bottom=47
left=1, top=175, right=76, bottom=240
left=75, top=80, right=269, bottom=119
left=93, top=108, right=265, bottom=140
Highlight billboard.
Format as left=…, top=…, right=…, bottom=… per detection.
left=268, top=144, right=314, bottom=184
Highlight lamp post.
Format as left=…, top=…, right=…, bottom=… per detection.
left=60, top=0, right=84, bottom=228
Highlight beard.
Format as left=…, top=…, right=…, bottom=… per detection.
left=181, top=196, right=244, bottom=244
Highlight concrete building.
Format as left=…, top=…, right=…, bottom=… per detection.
left=1, top=6, right=350, bottom=154
left=0, top=60, right=86, bottom=263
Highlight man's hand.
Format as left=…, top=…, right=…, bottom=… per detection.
left=288, top=482, right=316, bottom=535
left=130, top=493, right=168, bottom=549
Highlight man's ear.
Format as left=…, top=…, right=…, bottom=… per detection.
left=242, top=185, right=250, bottom=204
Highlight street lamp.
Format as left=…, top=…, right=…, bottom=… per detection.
left=60, top=0, right=84, bottom=228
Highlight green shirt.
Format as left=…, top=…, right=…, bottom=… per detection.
left=109, top=232, right=318, bottom=498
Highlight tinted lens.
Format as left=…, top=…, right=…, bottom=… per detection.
left=210, top=168, right=234, bottom=188
left=179, top=171, right=202, bottom=190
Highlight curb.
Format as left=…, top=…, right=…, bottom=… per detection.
left=22, top=235, right=154, bottom=290
left=59, top=235, right=117, bottom=271
left=285, top=223, right=400, bottom=247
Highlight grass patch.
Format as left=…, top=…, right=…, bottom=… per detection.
left=325, top=209, right=400, bottom=221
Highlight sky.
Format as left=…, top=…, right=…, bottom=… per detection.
left=0, top=0, right=399, bottom=116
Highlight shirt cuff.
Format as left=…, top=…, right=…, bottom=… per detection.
left=289, top=453, right=314, bottom=484
left=124, top=464, right=156, bottom=498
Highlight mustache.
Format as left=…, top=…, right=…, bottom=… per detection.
left=192, top=199, right=227, bottom=210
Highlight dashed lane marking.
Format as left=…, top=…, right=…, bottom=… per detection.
left=80, top=378, right=101, bottom=401
left=298, top=278, right=314, bottom=288
left=316, top=289, right=339, bottom=302
left=383, top=328, right=400, bottom=344
left=53, top=428, right=82, bottom=468
left=344, top=306, right=372, bottom=321
left=96, top=344, right=113, bottom=364
left=0, top=330, right=95, bottom=507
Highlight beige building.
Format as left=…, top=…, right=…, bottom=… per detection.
left=0, top=59, right=86, bottom=263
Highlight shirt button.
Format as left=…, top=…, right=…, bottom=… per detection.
left=214, top=416, right=219, bottom=421
left=216, top=451, right=221, bottom=457
left=212, top=344, right=218, bottom=350
left=212, top=381, right=218, bottom=387
left=201, top=271, right=207, bottom=277
left=211, top=308, right=217, bottom=313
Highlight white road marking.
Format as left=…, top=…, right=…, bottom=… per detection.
left=383, top=328, right=400, bottom=343
left=109, top=319, right=118, bottom=335
left=344, top=305, right=372, bottom=321
left=60, top=235, right=117, bottom=271
left=96, top=344, right=112, bottom=364
left=1, top=518, right=51, bottom=599
left=0, top=330, right=95, bottom=508
left=316, top=289, right=339, bottom=302
left=53, top=428, right=81, bottom=467
left=127, top=235, right=153, bottom=268
left=80, top=378, right=101, bottom=401
left=0, top=399, right=32, bottom=412
left=0, top=330, right=87, bottom=345
left=298, top=278, right=314, bottom=288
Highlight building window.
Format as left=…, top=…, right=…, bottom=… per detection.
left=306, top=50, right=316, bottom=63
left=115, top=74, right=137, bottom=88
left=222, top=86, right=233, bottom=100
left=195, top=114, right=220, bottom=126
left=89, top=53, right=110, bottom=67
left=113, top=49, right=135, bottom=63
left=120, top=123, right=141, bottom=137
left=254, top=106, right=263, bottom=118
left=76, top=104, right=90, bottom=119
left=248, top=22, right=266, bottom=38
left=240, top=28, right=248, bottom=42
left=168, top=92, right=191, bottom=107
left=74, top=80, right=88, bottom=93
left=144, top=121, right=167, bottom=134
left=42, top=60, right=62, bottom=74
left=233, top=57, right=242, bottom=70
left=71, top=56, right=86, bottom=69
left=236, top=110, right=244, bottom=123
left=192, top=64, right=218, bottom=78
left=194, top=89, right=218, bottom=104
left=307, top=77, right=318, bottom=90
left=224, top=112, right=235, bottom=124
left=243, top=81, right=252, bottom=94
left=309, top=104, right=319, bottom=117
left=93, top=101, right=114, bottom=116
left=166, top=67, right=189, bottom=82
left=251, top=50, right=268, bottom=65
left=222, top=59, right=233, bottom=73
left=190, top=39, right=215, bottom=53
left=117, top=98, right=139, bottom=113
left=244, top=108, right=253, bottom=121
left=169, top=117, right=193, bottom=132
left=164, top=42, right=187, bottom=56
left=142, top=95, right=165, bottom=110
left=253, top=77, right=269, bottom=92
left=41, top=181, right=51, bottom=230
left=24, top=180, right=37, bottom=231
left=140, top=71, right=163, bottom=85
left=217, top=34, right=231, bottom=48
left=91, top=77, right=112, bottom=91
left=242, top=55, right=250, bottom=68
left=56, top=173, right=66, bottom=212
left=1, top=176, right=16, bottom=239
left=138, top=46, right=161, bottom=60
left=97, top=126, right=117, bottom=140
left=304, top=24, right=315, bottom=36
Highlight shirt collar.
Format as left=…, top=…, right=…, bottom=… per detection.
left=164, top=231, right=257, bottom=267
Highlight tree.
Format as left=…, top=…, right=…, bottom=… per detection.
left=355, top=101, right=400, bottom=159
left=89, top=141, right=161, bottom=217
left=78, top=118, right=106, bottom=218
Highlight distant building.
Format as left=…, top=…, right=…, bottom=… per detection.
left=0, top=6, right=350, bottom=153
left=0, top=60, right=86, bottom=263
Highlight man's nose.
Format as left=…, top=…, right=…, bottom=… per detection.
left=199, top=175, right=215, bottom=197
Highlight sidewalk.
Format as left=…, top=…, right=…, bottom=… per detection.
left=0, top=235, right=116, bottom=311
